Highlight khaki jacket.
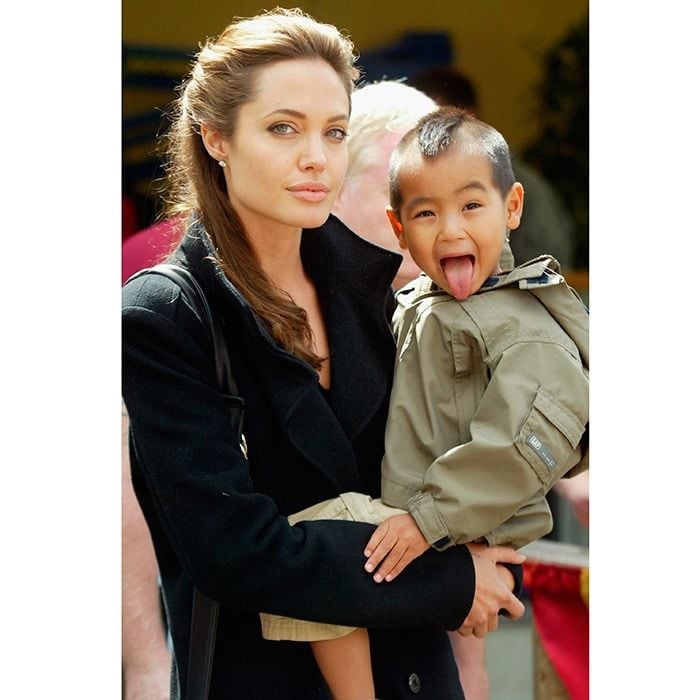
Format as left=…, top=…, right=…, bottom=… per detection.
left=381, top=257, right=589, bottom=550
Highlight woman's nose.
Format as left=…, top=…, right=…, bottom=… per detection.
left=299, top=135, right=327, bottom=170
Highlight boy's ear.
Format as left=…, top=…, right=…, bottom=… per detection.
left=386, top=207, right=408, bottom=248
left=200, top=124, right=229, bottom=162
left=505, top=182, right=525, bottom=230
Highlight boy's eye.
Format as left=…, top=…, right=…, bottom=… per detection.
left=464, top=202, right=481, bottom=211
left=326, top=127, right=347, bottom=141
left=269, top=123, right=296, bottom=135
left=415, top=210, right=435, bottom=218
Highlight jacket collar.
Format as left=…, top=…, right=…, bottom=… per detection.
left=480, top=255, right=563, bottom=291
left=395, top=254, right=564, bottom=308
left=301, top=214, right=401, bottom=303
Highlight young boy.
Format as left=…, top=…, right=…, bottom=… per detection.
left=260, top=107, right=589, bottom=700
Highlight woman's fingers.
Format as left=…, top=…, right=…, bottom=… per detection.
left=500, top=593, right=525, bottom=621
left=459, top=545, right=526, bottom=637
left=469, top=542, right=526, bottom=566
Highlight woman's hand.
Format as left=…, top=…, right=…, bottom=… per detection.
left=459, top=543, right=525, bottom=638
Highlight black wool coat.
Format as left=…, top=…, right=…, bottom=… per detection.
left=122, top=215, right=478, bottom=699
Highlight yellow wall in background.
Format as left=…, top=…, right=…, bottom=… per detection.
left=123, top=0, right=587, bottom=151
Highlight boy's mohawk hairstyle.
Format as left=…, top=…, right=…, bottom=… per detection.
left=416, top=106, right=470, bottom=157
left=389, top=104, right=515, bottom=212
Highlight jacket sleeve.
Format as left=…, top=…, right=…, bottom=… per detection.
left=485, top=492, right=553, bottom=550
left=123, top=278, right=476, bottom=631
left=407, top=339, right=588, bottom=551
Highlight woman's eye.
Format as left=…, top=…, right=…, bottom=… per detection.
left=269, top=123, right=295, bottom=135
left=326, top=127, right=347, bottom=141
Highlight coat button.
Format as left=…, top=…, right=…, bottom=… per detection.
left=408, top=672, right=421, bottom=694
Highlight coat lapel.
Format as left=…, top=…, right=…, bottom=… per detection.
left=177, top=217, right=400, bottom=494
left=302, top=217, right=400, bottom=442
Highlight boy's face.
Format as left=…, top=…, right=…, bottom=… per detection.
left=387, top=141, right=523, bottom=300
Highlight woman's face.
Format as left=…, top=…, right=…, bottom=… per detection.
left=220, top=58, right=350, bottom=239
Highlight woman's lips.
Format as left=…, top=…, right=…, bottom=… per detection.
left=287, top=182, right=330, bottom=203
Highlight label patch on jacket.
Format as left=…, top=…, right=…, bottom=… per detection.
left=526, top=433, right=557, bottom=470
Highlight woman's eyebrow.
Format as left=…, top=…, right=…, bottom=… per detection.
left=264, top=108, right=349, bottom=122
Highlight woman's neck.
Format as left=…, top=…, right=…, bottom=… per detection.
left=248, top=224, right=306, bottom=291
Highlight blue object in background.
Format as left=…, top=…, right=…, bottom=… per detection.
left=357, top=32, right=452, bottom=83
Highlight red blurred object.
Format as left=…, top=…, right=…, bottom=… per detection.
left=122, top=196, right=138, bottom=242
left=524, top=561, right=589, bottom=700
left=122, top=218, right=182, bottom=284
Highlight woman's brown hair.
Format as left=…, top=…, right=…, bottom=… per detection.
left=163, top=7, right=359, bottom=369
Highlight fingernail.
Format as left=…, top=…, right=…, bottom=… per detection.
left=364, top=549, right=371, bottom=557
left=365, top=562, right=374, bottom=572
left=373, top=573, right=382, bottom=583
left=385, top=574, right=393, bottom=582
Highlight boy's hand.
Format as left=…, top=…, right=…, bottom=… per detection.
left=363, top=513, right=430, bottom=582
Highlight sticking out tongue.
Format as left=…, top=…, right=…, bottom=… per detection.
left=442, top=255, right=474, bottom=300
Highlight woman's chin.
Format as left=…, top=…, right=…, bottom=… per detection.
left=295, top=208, right=333, bottom=230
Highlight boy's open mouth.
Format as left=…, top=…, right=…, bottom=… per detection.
left=440, top=254, right=475, bottom=300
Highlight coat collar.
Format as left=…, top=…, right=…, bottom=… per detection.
left=175, top=213, right=399, bottom=316
left=172, top=214, right=400, bottom=491
left=480, top=255, right=564, bottom=291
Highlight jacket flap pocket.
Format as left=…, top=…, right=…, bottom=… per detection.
left=532, top=388, right=584, bottom=450
left=516, top=386, right=586, bottom=486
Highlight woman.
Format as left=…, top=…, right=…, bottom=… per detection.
left=122, top=8, right=524, bottom=698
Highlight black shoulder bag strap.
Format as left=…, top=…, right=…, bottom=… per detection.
left=127, top=262, right=246, bottom=700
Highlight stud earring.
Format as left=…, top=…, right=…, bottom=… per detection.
left=218, top=160, right=227, bottom=168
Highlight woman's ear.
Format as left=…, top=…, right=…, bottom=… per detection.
left=505, top=182, right=525, bottom=230
left=200, top=124, right=229, bottom=163
left=386, top=207, right=408, bottom=249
